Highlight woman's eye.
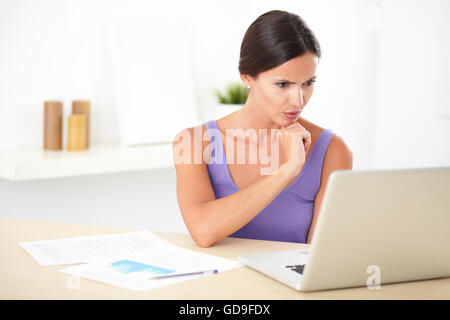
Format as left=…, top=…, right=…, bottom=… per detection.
left=276, top=82, right=289, bottom=88
left=303, top=80, right=316, bottom=87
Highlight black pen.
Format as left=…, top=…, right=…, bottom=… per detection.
left=149, top=269, right=218, bottom=280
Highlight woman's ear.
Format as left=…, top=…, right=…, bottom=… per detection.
left=240, top=74, right=253, bottom=88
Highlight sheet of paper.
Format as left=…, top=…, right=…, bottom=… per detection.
left=17, top=230, right=173, bottom=266
left=59, top=244, right=242, bottom=291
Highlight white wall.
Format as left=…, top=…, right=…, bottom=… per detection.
left=2, top=0, right=447, bottom=165
left=373, top=0, right=450, bottom=169
left=0, top=0, right=256, bottom=148
left=1, top=0, right=449, bottom=232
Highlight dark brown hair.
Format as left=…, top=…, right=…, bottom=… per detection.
left=238, top=10, right=321, bottom=78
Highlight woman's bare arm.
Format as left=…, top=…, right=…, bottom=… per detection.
left=173, top=125, right=307, bottom=247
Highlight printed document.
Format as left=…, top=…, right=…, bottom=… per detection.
left=59, top=244, right=242, bottom=291
left=17, top=230, right=173, bottom=266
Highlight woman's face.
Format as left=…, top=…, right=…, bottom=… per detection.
left=242, top=51, right=319, bottom=127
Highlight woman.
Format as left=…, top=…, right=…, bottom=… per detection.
left=173, top=10, right=353, bottom=247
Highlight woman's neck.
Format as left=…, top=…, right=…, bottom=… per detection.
left=223, top=98, right=282, bottom=132
left=218, top=98, right=282, bottom=146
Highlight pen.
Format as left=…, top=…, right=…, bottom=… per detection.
left=149, top=269, right=218, bottom=280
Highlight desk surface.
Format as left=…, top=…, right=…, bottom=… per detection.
left=1, top=218, right=449, bottom=299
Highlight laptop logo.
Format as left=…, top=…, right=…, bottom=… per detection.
left=366, top=265, right=381, bottom=289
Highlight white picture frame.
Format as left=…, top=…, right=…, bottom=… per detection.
left=107, top=19, right=200, bottom=145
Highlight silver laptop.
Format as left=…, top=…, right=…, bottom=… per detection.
left=238, top=167, right=450, bottom=292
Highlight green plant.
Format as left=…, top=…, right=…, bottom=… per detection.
left=215, top=82, right=248, bottom=104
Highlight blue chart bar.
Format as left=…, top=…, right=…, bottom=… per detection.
left=109, top=259, right=175, bottom=275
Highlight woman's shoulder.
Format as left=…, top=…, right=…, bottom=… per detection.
left=297, top=116, right=349, bottom=154
left=297, top=117, right=352, bottom=166
left=173, top=123, right=212, bottom=148
left=172, top=123, right=212, bottom=165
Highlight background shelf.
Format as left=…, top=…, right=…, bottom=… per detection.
left=0, top=144, right=174, bottom=181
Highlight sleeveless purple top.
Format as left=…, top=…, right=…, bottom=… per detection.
left=205, top=120, right=334, bottom=243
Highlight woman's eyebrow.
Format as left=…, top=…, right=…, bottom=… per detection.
left=275, top=76, right=317, bottom=83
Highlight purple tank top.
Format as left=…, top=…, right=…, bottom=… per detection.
left=205, top=120, right=334, bottom=243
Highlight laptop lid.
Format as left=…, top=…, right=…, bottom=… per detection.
left=301, top=167, right=450, bottom=291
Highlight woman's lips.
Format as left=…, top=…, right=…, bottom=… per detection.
left=283, top=111, right=300, bottom=119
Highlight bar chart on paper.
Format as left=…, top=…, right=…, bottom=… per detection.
left=109, top=259, right=175, bottom=275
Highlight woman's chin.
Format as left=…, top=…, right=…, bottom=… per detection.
left=281, top=117, right=299, bottom=126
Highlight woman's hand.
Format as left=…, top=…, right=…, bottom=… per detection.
left=277, top=122, right=312, bottom=176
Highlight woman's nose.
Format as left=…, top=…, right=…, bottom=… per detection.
left=291, top=86, right=304, bottom=108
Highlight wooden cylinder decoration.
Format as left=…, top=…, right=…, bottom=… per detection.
left=43, top=101, right=63, bottom=150
left=68, top=114, right=86, bottom=151
left=72, top=100, right=90, bottom=149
